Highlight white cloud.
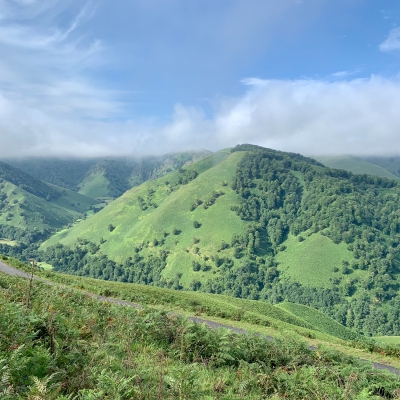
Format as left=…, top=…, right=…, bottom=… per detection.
left=211, top=76, right=400, bottom=156
left=3, top=75, right=400, bottom=158
left=380, top=27, right=400, bottom=52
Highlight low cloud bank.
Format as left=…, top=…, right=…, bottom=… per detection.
left=2, top=76, right=400, bottom=158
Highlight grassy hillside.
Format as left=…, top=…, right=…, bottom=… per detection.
left=374, top=336, right=400, bottom=345
left=77, top=167, right=111, bottom=198
left=276, top=233, right=355, bottom=288
left=44, top=150, right=248, bottom=285
left=277, top=302, right=360, bottom=341
left=362, top=156, right=400, bottom=177
left=315, top=156, right=399, bottom=179
left=3, top=271, right=399, bottom=399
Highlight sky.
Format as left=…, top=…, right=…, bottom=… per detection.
left=1, top=0, right=400, bottom=158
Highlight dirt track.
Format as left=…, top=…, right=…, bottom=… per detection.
left=0, top=260, right=398, bottom=376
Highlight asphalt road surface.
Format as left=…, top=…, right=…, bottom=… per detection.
left=0, top=260, right=398, bottom=376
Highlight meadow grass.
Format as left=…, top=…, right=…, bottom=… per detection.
left=374, top=336, right=400, bottom=345
left=3, top=255, right=400, bottom=370
left=276, top=233, right=355, bottom=287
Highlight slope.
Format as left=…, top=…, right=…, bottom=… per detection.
left=43, top=149, right=248, bottom=285
left=361, top=155, right=400, bottom=177
left=2, top=269, right=399, bottom=399
left=277, top=302, right=360, bottom=341
left=315, top=155, right=399, bottom=179
left=0, top=161, right=96, bottom=243
left=7, top=151, right=211, bottom=200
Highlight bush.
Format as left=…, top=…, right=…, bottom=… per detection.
left=192, top=261, right=201, bottom=271
left=193, top=221, right=201, bottom=229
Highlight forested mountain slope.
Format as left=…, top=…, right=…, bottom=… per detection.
left=41, top=145, right=400, bottom=336
left=7, top=151, right=211, bottom=199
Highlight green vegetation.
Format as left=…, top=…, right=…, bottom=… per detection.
left=277, top=302, right=360, bottom=341
left=316, top=156, right=399, bottom=180
left=3, top=271, right=400, bottom=399
left=374, top=337, right=400, bottom=345
left=0, top=161, right=98, bottom=261
left=34, top=145, right=400, bottom=339
left=276, top=233, right=353, bottom=287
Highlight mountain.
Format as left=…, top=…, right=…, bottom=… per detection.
left=314, top=155, right=399, bottom=180
left=41, top=144, right=400, bottom=336
left=0, top=161, right=96, bottom=245
left=7, top=151, right=211, bottom=200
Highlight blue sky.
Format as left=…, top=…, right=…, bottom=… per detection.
left=1, top=0, right=400, bottom=157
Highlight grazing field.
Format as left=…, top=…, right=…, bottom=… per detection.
left=276, top=233, right=355, bottom=287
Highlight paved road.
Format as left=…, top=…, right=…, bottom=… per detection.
left=0, top=260, right=398, bottom=376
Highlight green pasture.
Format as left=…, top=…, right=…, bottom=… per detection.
left=276, top=233, right=354, bottom=287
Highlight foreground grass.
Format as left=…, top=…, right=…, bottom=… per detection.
left=4, top=255, right=400, bottom=372
left=2, top=271, right=400, bottom=399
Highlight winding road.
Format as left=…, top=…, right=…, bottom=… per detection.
left=0, top=260, right=398, bottom=376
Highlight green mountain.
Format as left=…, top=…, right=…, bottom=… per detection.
left=315, top=155, right=399, bottom=179
left=7, top=151, right=211, bottom=200
left=41, top=144, right=400, bottom=337
left=0, top=161, right=96, bottom=245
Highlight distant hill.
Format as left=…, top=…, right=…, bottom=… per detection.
left=314, top=155, right=399, bottom=179
left=0, top=161, right=95, bottom=244
left=361, top=156, right=400, bottom=177
left=7, top=151, right=211, bottom=199
left=41, top=144, right=400, bottom=336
